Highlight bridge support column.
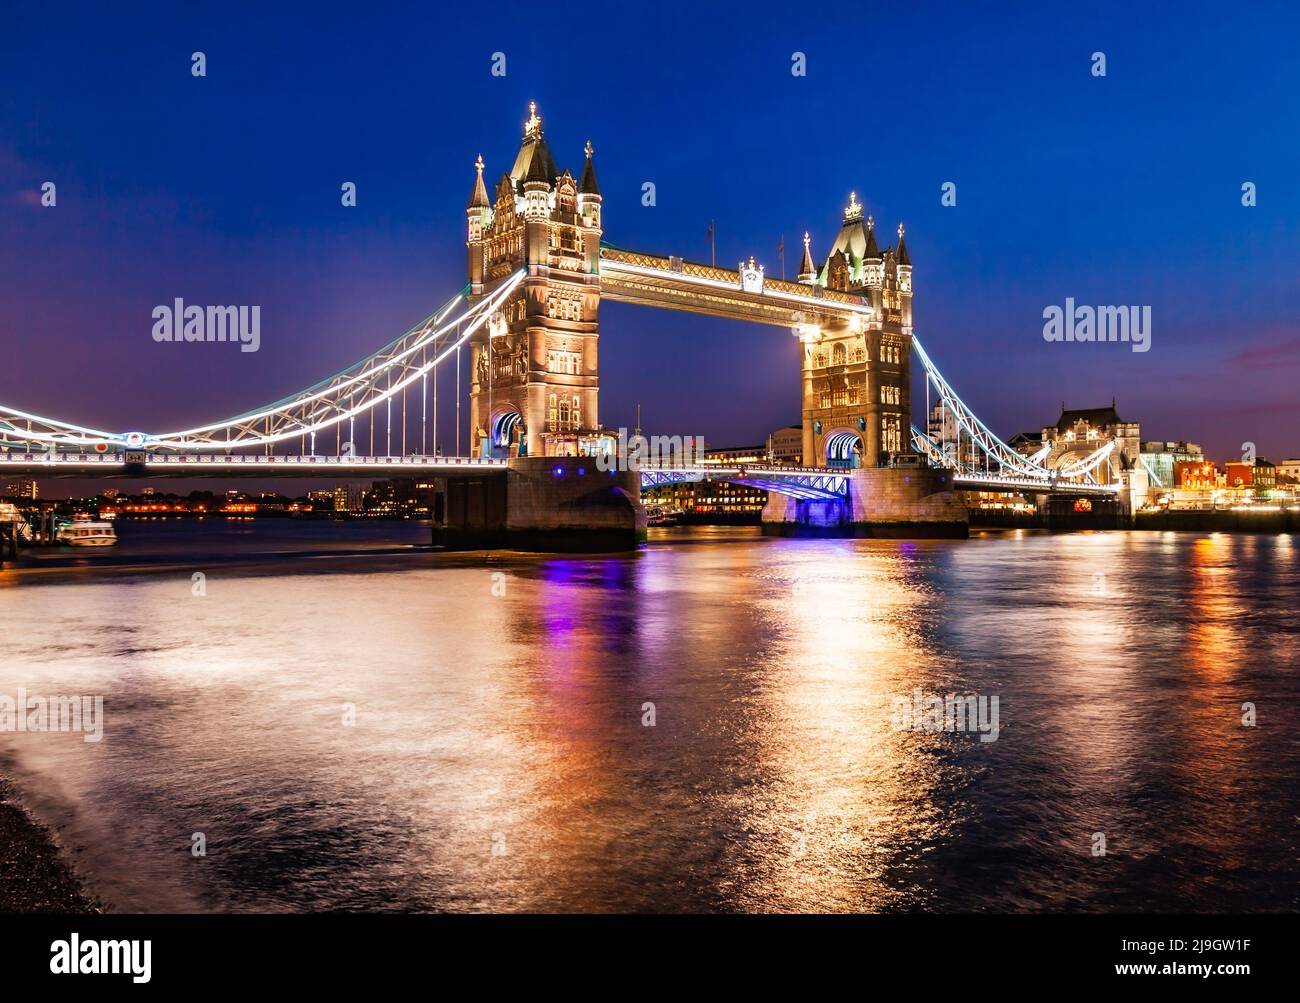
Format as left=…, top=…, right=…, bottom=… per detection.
left=433, top=457, right=646, bottom=552
left=761, top=467, right=968, bottom=538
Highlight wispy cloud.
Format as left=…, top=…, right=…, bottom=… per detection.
left=1228, top=336, right=1300, bottom=369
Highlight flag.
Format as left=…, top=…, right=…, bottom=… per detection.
left=707, top=220, right=714, bottom=242
left=778, top=235, right=785, bottom=257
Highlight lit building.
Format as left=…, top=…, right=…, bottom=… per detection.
left=1224, top=459, right=1277, bottom=491
left=1140, top=441, right=1204, bottom=492
left=3, top=479, right=38, bottom=500
left=332, top=483, right=366, bottom=513
left=704, top=444, right=767, bottom=465
left=1174, top=460, right=1218, bottom=490
left=640, top=479, right=768, bottom=523
left=1276, top=458, right=1300, bottom=483
left=766, top=426, right=803, bottom=465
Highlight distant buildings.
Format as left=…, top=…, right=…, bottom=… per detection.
left=1140, top=441, right=1204, bottom=492
left=332, top=484, right=366, bottom=513
left=1273, top=459, right=1299, bottom=484
left=641, top=480, right=767, bottom=522
left=2, top=479, right=38, bottom=500
left=1224, top=459, right=1276, bottom=491
left=766, top=426, right=803, bottom=465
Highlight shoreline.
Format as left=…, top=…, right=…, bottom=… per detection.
left=0, top=777, right=100, bottom=914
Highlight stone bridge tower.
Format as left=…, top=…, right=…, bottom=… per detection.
left=465, top=103, right=605, bottom=459
left=797, top=193, right=914, bottom=468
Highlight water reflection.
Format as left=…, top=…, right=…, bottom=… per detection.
left=0, top=525, right=1296, bottom=912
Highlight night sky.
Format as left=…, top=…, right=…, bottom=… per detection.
left=3, top=1, right=1299, bottom=491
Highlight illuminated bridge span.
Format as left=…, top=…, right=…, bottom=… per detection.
left=0, top=103, right=1140, bottom=548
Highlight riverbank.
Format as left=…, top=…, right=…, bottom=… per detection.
left=0, top=777, right=99, bottom=913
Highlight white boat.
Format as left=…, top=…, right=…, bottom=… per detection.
left=56, top=516, right=117, bottom=547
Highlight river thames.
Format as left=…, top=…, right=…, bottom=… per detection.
left=1, top=522, right=1296, bottom=913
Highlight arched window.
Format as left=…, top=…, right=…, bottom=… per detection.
left=833, top=343, right=846, bottom=366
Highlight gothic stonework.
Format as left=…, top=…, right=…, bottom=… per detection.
left=798, top=196, right=914, bottom=468
left=466, top=104, right=605, bottom=458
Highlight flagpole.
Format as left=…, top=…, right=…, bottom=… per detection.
left=779, top=235, right=785, bottom=280
left=709, top=219, right=715, bottom=268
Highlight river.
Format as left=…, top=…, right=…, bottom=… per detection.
left=0, top=521, right=1296, bottom=912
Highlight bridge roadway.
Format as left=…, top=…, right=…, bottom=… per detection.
left=0, top=449, right=1118, bottom=498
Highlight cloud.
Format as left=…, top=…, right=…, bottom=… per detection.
left=1228, top=336, right=1300, bottom=369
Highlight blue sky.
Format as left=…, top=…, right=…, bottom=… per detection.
left=3, top=0, right=1298, bottom=466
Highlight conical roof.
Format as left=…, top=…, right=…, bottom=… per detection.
left=467, top=155, right=489, bottom=209
left=580, top=140, right=600, bottom=196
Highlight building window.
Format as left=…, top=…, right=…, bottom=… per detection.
left=882, top=414, right=902, bottom=454
left=547, top=350, right=579, bottom=375
left=880, top=385, right=900, bottom=405
left=832, top=343, right=846, bottom=366
left=547, top=394, right=557, bottom=430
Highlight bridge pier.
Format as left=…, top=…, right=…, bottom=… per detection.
left=762, top=467, right=968, bottom=538
left=432, top=457, right=646, bottom=552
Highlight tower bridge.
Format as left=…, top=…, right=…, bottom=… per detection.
left=0, top=103, right=1148, bottom=550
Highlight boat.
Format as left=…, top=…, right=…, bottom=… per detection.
left=56, top=514, right=118, bottom=547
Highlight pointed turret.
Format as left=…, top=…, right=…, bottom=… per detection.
left=511, top=102, right=559, bottom=193
left=863, top=214, right=879, bottom=259
left=580, top=140, right=600, bottom=196
left=798, top=231, right=816, bottom=283
left=577, top=140, right=603, bottom=236
left=896, top=222, right=911, bottom=266
left=466, top=154, right=490, bottom=248
left=525, top=142, right=551, bottom=187
left=467, top=154, right=489, bottom=210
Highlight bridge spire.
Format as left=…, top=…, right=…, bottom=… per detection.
left=896, top=222, right=911, bottom=267
left=798, top=231, right=816, bottom=283
left=580, top=139, right=600, bottom=196
left=467, top=154, right=489, bottom=210
left=863, top=214, right=880, bottom=259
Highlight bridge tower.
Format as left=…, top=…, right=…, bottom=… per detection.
left=797, top=194, right=913, bottom=468
left=465, top=103, right=606, bottom=459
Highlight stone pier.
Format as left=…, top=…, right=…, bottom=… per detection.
left=433, top=456, right=646, bottom=552
left=761, top=467, right=968, bottom=538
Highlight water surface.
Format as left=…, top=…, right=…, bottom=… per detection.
left=1, top=523, right=1296, bottom=912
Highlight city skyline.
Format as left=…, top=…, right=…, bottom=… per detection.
left=3, top=3, right=1299, bottom=467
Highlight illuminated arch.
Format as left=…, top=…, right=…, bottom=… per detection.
left=825, top=430, right=862, bottom=469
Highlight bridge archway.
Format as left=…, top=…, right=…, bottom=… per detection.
left=825, top=430, right=863, bottom=469
left=491, top=408, right=524, bottom=456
